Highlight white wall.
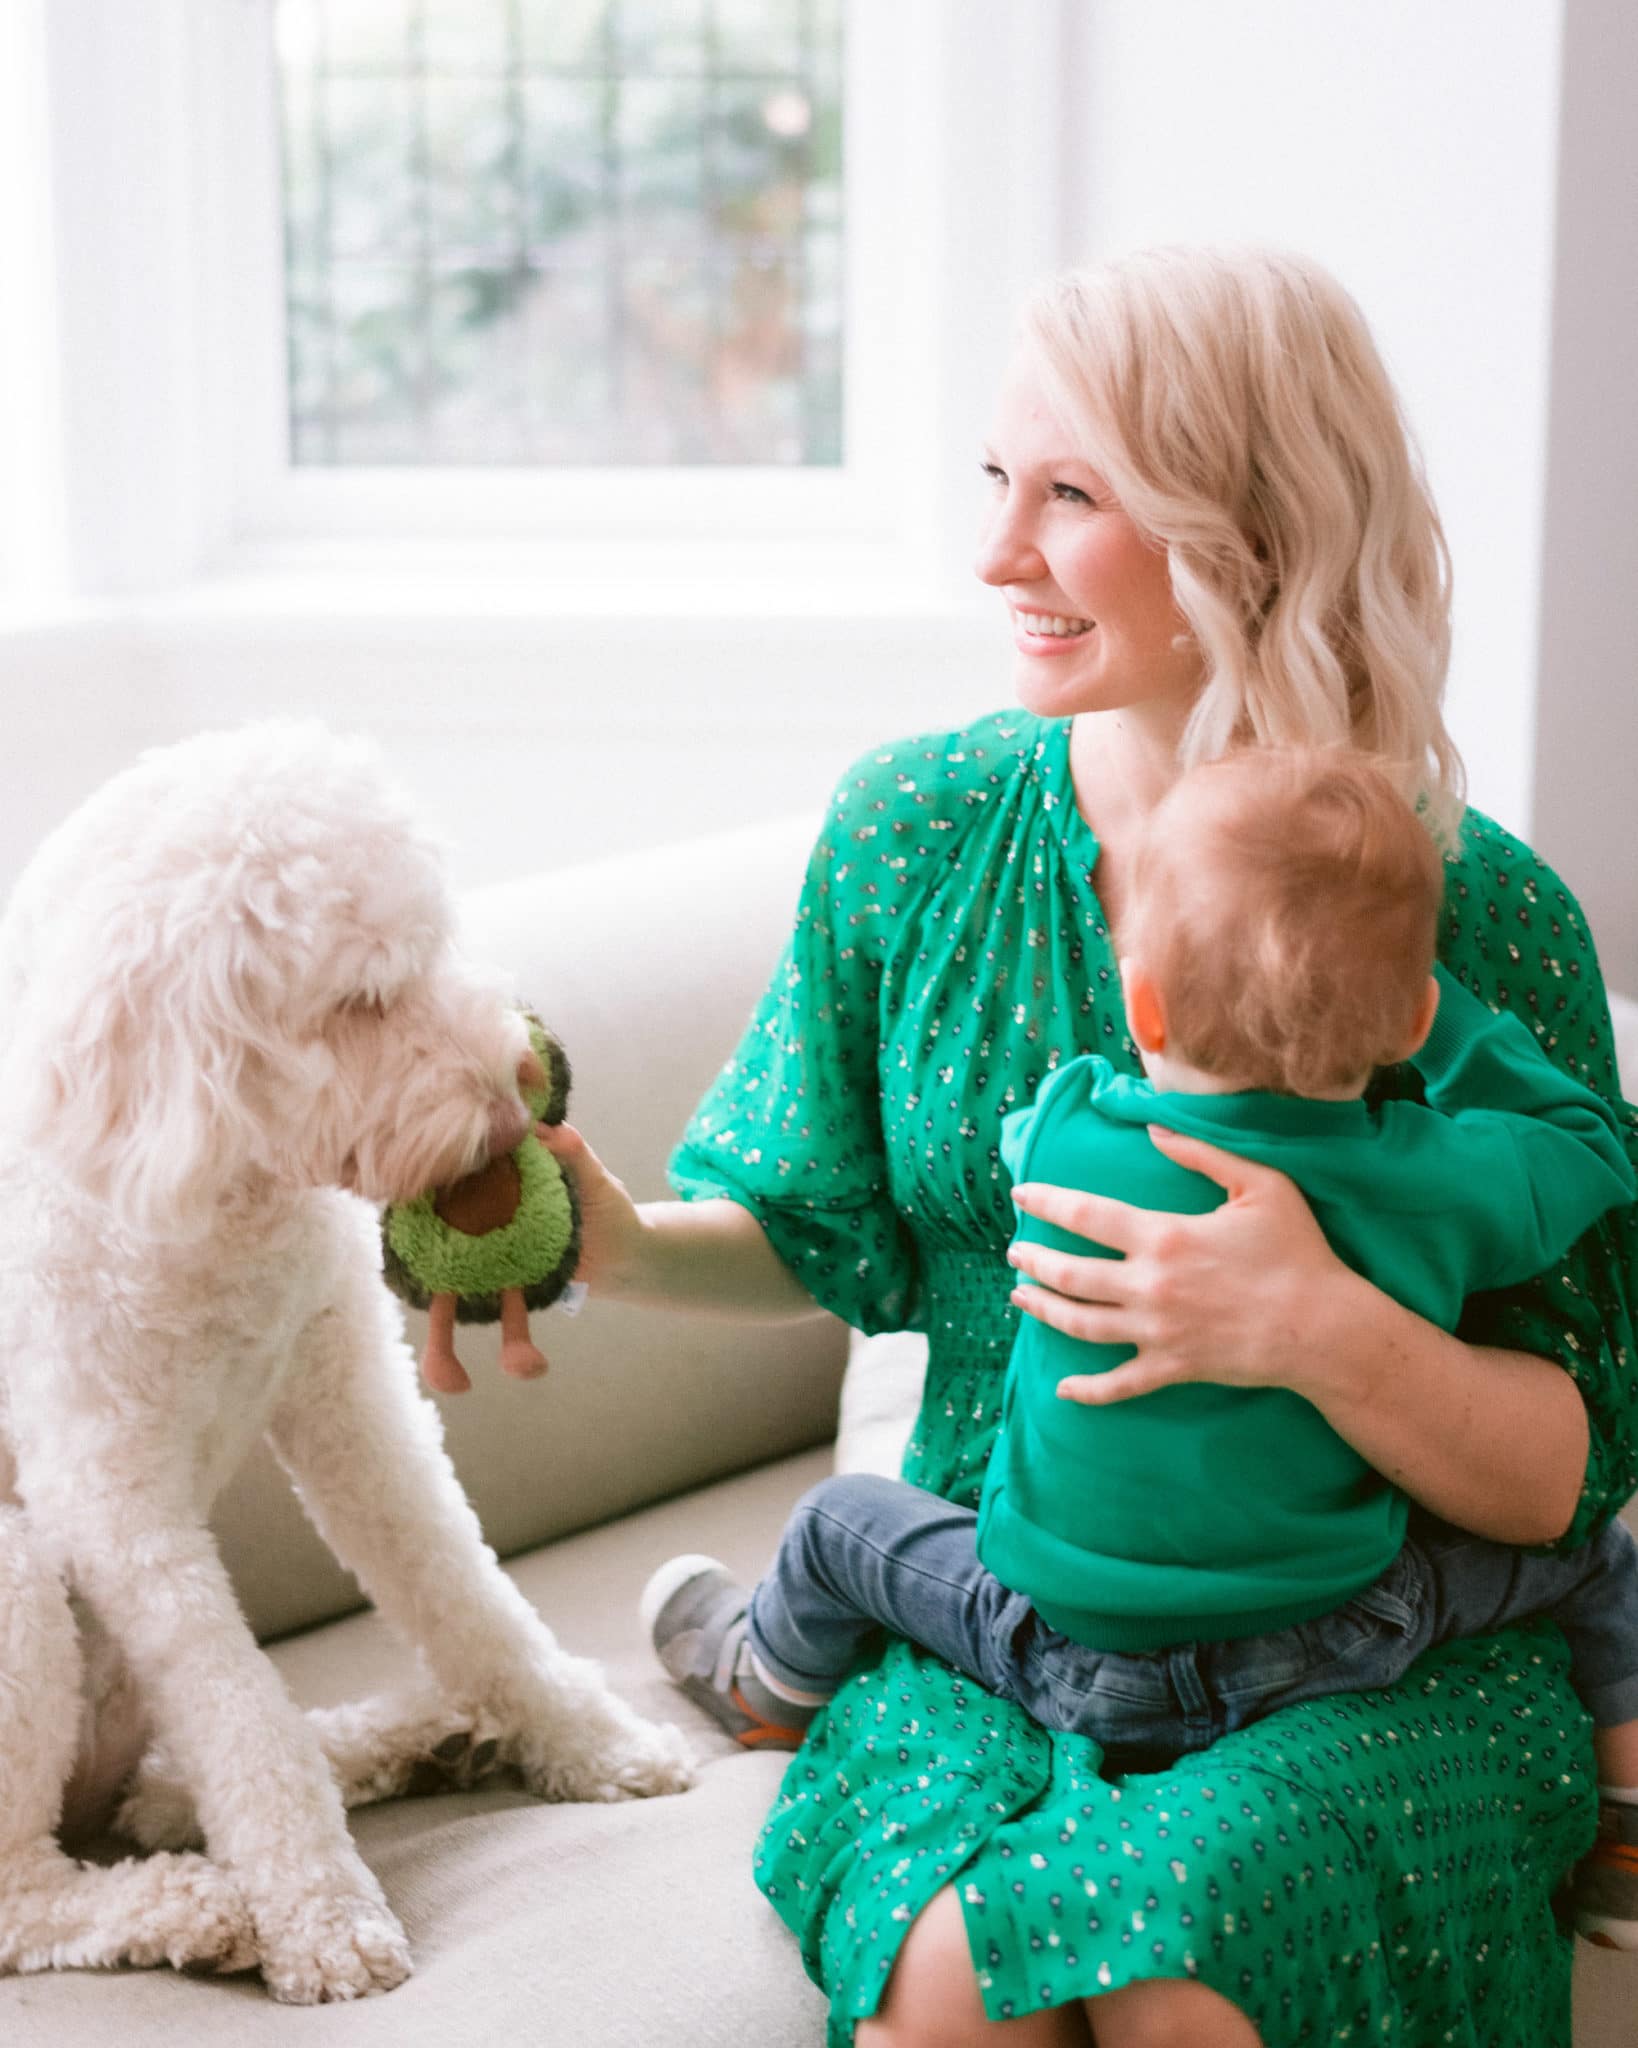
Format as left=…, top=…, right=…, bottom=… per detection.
left=1530, top=0, right=1638, bottom=994
left=1065, top=0, right=1564, bottom=839
left=0, top=605, right=1008, bottom=895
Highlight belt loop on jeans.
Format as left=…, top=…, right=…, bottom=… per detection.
left=1167, top=1643, right=1215, bottom=1729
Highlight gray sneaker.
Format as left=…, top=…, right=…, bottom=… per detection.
left=639, top=1554, right=814, bottom=1752
left=1573, top=1797, right=1638, bottom=1950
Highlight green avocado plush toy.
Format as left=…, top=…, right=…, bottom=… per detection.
left=381, top=1014, right=581, bottom=1394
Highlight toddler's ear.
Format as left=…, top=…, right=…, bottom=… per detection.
left=1399, top=974, right=1441, bottom=1060
left=1119, top=957, right=1167, bottom=1055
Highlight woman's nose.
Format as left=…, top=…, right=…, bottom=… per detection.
left=974, top=496, right=1046, bottom=588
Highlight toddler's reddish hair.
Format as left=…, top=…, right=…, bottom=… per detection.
left=1126, top=748, right=1445, bottom=1097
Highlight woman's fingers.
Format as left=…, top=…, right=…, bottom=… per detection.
left=1009, top=1138, right=1329, bottom=1404
left=1056, top=1359, right=1179, bottom=1406
left=1009, top=1182, right=1148, bottom=1253
left=525, top=1118, right=643, bottom=1296
left=1143, top=1122, right=1272, bottom=1196
left=1009, top=1288, right=1130, bottom=1346
left=534, top=1118, right=586, bottom=1164
left=1007, top=1237, right=1131, bottom=1303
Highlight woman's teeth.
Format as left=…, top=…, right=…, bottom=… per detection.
left=1016, top=612, right=1094, bottom=637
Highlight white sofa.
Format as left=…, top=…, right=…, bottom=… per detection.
left=0, top=820, right=1630, bottom=2046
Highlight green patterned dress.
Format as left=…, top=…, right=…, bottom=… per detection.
left=668, top=710, right=1638, bottom=2046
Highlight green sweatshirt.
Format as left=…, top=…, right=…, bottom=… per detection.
left=975, top=968, right=1636, bottom=1653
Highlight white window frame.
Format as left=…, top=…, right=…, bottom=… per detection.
left=21, top=0, right=1077, bottom=609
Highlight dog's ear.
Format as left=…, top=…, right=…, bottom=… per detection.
left=0, top=894, right=270, bottom=1240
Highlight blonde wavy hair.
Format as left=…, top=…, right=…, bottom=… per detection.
left=1022, top=245, right=1465, bottom=837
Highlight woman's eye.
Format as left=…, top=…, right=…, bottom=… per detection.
left=980, top=462, right=1093, bottom=506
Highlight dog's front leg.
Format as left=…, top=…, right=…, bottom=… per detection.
left=266, top=1280, right=694, bottom=1804
left=0, top=1503, right=255, bottom=1978
left=18, top=1437, right=412, bottom=2003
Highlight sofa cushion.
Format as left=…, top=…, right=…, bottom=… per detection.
left=832, top=1326, right=926, bottom=1480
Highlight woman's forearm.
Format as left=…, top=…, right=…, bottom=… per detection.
left=1301, top=1266, right=1589, bottom=1545
left=605, top=1197, right=823, bottom=1321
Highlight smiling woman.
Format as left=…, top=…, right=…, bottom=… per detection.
left=549, top=243, right=1638, bottom=2048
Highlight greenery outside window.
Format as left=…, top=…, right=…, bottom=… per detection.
left=275, top=0, right=844, bottom=469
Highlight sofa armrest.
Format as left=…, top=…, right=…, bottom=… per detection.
left=213, top=815, right=850, bottom=1643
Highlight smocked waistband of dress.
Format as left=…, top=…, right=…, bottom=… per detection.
left=916, top=1245, right=1018, bottom=1365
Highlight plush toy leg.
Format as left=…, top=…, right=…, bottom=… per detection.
left=420, top=1293, right=472, bottom=1394
left=498, top=1288, right=548, bottom=1380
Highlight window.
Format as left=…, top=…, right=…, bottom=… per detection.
left=275, top=0, right=844, bottom=469
left=13, top=0, right=1070, bottom=596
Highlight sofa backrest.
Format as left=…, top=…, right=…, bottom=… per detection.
left=213, top=815, right=849, bottom=1642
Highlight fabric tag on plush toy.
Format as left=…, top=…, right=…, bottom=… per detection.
left=558, top=1281, right=588, bottom=1317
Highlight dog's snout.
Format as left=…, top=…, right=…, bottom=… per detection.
left=488, top=1094, right=532, bottom=1158
left=517, top=1047, right=547, bottom=1095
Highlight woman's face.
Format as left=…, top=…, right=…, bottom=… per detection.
left=975, top=351, right=1205, bottom=724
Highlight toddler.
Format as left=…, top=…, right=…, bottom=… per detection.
left=643, top=748, right=1638, bottom=1945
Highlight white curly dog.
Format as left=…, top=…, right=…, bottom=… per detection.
left=0, top=724, right=693, bottom=2000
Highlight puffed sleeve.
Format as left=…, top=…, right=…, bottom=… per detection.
left=1439, top=816, right=1638, bottom=1546
left=667, top=753, right=923, bottom=1334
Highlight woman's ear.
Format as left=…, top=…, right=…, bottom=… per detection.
left=1119, top=956, right=1167, bottom=1055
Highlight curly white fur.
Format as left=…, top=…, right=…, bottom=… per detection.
left=0, top=725, right=693, bottom=2002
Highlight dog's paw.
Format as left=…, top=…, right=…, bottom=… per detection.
left=402, top=1725, right=507, bottom=1797
left=122, top=1852, right=258, bottom=1975
left=306, top=1689, right=499, bottom=1809
left=514, top=1712, right=696, bottom=1804
left=251, top=1870, right=412, bottom=2003
left=475, top=1654, right=699, bottom=1803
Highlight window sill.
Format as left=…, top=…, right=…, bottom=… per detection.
left=3, top=539, right=991, bottom=635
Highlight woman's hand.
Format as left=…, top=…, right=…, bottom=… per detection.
left=1010, top=1124, right=1357, bottom=1408
left=533, top=1120, right=645, bottom=1295
left=532, top=1125, right=818, bottom=1319
left=1013, top=1122, right=1587, bottom=1542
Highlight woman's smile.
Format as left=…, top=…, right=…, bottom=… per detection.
left=1010, top=607, right=1096, bottom=653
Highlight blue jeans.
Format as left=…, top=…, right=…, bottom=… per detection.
left=746, top=1473, right=1638, bottom=1761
